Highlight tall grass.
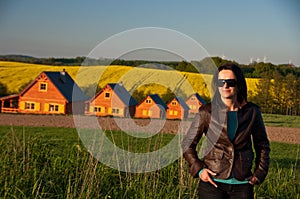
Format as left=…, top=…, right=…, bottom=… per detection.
left=0, top=126, right=299, bottom=198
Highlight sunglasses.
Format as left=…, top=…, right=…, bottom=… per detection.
left=217, top=79, right=237, bottom=87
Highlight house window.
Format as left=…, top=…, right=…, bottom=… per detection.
left=171, top=101, right=177, bottom=106
left=105, top=92, right=111, bottom=98
left=93, top=106, right=105, bottom=113
left=12, top=100, right=18, bottom=108
left=169, top=110, right=173, bottom=115
left=191, top=97, right=195, bottom=100
left=189, top=105, right=197, bottom=110
left=146, top=99, right=152, bottom=104
left=142, top=110, right=152, bottom=116
left=112, top=108, right=120, bottom=114
left=49, top=104, right=59, bottom=112
left=3, top=101, right=10, bottom=108
left=142, top=110, right=147, bottom=116
left=39, top=83, right=47, bottom=91
left=94, top=107, right=102, bottom=112
left=25, top=102, right=35, bottom=110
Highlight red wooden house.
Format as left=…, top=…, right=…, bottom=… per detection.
left=185, top=93, right=206, bottom=118
left=0, top=70, right=88, bottom=114
left=85, top=83, right=137, bottom=117
left=135, top=94, right=167, bottom=119
left=166, top=96, right=189, bottom=120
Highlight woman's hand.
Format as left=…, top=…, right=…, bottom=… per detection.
left=246, top=176, right=260, bottom=185
left=199, top=169, right=218, bottom=188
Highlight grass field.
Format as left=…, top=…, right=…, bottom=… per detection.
left=0, top=61, right=260, bottom=100
left=263, top=113, right=300, bottom=128
left=0, top=125, right=299, bottom=198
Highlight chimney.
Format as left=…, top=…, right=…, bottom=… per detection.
left=60, top=68, right=66, bottom=83
left=60, top=68, right=66, bottom=76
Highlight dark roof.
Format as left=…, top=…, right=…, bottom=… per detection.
left=148, top=94, right=168, bottom=110
left=174, top=96, right=190, bottom=110
left=0, top=94, right=19, bottom=100
left=108, top=83, right=138, bottom=106
left=44, top=71, right=88, bottom=102
left=190, top=93, right=206, bottom=104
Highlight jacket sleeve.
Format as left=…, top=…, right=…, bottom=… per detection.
left=181, top=107, right=208, bottom=178
left=251, top=107, right=270, bottom=184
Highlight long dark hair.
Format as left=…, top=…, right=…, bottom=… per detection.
left=212, top=63, right=247, bottom=105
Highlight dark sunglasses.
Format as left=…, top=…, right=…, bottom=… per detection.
left=217, top=79, right=237, bottom=87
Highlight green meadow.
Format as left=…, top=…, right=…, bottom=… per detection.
left=0, top=124, right=299, bottom=198
left=263, top=114, right=300, bottom=128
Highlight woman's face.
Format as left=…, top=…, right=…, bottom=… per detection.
left=218, top=69, right=237, bottom=101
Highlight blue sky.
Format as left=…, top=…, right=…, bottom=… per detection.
left=0, top=0, right=299, bottom=65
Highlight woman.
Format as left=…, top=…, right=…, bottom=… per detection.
left=182, top=63, right=270, bottom=198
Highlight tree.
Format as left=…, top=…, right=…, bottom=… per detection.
left=176, top=61, right=188, bottom=71
left=161, top=87, right=176, bottom=103
left=131, top=90, right=145, bottom=104
left=0, top=82, right=8, bottom=97
left=270, top=70, right=284, bottom=114
left=251, top=62, right=276, bottom=78
left=253, top=71, right=272, bottom=113
left=283, top=73, right=298, bottom=115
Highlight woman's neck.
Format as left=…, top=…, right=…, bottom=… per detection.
left=222, top=98, right=239, bottom=111
left=221, top=98, right=247, bottom=111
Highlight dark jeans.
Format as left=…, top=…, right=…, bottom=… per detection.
left=198, top=180, right=254, bottom=199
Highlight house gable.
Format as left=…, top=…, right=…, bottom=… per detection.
left=91, top=84, right=125, bottom=107
left=171, top=97, right=189, bottom=110
left=136, top=94, right=167, bottom=110
left=44, top=71, right=88, bottom=102
left=89, top=83, right=137, bottom=106
left=108, top=83, right=137, bottom=106
left=20, top=71, right=88, bottom=102
left=20, top=72, right=65, bottom=101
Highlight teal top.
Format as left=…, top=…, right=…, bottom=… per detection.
left=199, top=111, right=248, bottom=184
left=227, top=111, right=238, bottom=141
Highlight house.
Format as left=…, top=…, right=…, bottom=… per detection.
left=135, top=94, right=167, bottom=119
left=185, top=93, right=206, bottom=118
left=15, top=70, right=88, bottom=114
left=166, top=96, right=189, bottom=120
left=85, top=83, right=137, bottom=117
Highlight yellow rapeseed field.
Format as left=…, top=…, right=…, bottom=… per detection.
left=0, top=61, right=260, bottom=100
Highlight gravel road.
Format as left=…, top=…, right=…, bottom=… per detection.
left=0, top=114, right=299, bottom=144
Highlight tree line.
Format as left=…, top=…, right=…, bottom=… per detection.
left=1, top=55, right=299, bottom=76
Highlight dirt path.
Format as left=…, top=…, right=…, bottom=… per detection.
left=0, top=114, right=299, bottom=144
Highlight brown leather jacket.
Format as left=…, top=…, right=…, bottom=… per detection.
left=182, top=102, right=270, bottom=185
